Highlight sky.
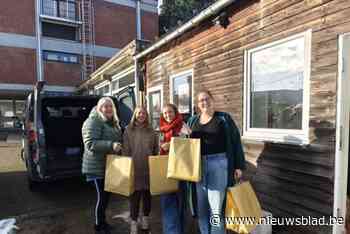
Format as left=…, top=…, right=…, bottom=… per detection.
left=251, top=37, right=305, bottom=92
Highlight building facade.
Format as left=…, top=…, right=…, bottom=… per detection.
left=78, top=39, right=150, bottom=109
left=0, top=0, right=158, bottom=129
left=132, top=0, right=350, bottom=233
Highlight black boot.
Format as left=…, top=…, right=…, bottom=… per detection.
left=94, top=224, right=111, bottom=234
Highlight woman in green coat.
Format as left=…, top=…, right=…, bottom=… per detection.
left=82, top=97, right=122, bottom=234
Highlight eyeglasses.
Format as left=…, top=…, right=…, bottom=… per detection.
left=198, top=97, right=210, bottom=103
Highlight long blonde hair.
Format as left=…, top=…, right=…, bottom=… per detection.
left=129, top=106, right=151, bottom=129
left=96, top=97, right=120, bottom=128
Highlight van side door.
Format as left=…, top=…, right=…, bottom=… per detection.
left=114, top=86, right=136, bottom=130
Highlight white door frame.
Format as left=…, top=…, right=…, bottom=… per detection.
left=169, top=69, right=194, bottom=115
left=147, top=84, right=164, bottom=113
left=333, top=33, right=350, bottom=234
left=147, top=84, right=163, bottom=130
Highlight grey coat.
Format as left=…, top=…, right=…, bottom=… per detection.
left=81, top=107, right=122, bottom=177
left=123, top=125, right=158, bottom=190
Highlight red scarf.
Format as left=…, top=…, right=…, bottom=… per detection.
left=159, top=113, right=183, bottom=154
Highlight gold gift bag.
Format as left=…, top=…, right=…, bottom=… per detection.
left=167, top=137, right=201, bottom=182
left=149, top=155, right=179, bottom=195
left=104, top=155, right=134, bottom=196
left=225, top=181, right=262, bottom=233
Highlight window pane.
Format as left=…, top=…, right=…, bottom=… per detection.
left=96, top=85, right=109, bottom=95
left=121, top=95, right=133, bottom=110
left=42, top=22, right=77, bottom=41
left=250, top=37, right=304, bottom=130
left=42, top=0, right=76, bottom=20
left=70, top=55, right=78, bottom=63
left=149, top=91, right=161, bottom=130
left=103, top=85, right=110, bottom=95
left=118, top=94, right=134, bottom=129
left=0, top=100, right=14, bottom=128
left=42, top=0, right=57, bottom=16
left=119, top=74, right=134, bottom=88
left=62, top=55, right=69, bottom=62
left=172, top=74, right=192, bottom=115
left=67, top=2, right=76, bottom=20
left=111, top=80, right=118, bottom=92
left=0, top=100, right=13, bottom=117
left=95, top=88, right=103, bottom=95
left=44, top=51, right=78, bottom=63
left=15, top=101, right=25, bottom=119
left=59, top=1, right=68, bottom=18
left=46, top=52, right=59, bottom=61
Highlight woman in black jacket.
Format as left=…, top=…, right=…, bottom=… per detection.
left=187, top=90, right=246, bottom=234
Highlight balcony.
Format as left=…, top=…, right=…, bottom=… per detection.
left=41, top=0, right=81, bottom=25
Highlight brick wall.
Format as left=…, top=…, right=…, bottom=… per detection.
left=0, top=0, right=158, bottom=88
left=0, top=46, right=36, bottom=84
left=43, top=61, right=81, bottom=87
left=94, top=0, right=158, bottom=48
left=0, top=0, right=35, bottom=35
left=142, top=10, right=159, bottom=41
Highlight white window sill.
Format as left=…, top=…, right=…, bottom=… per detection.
left=242, top=133, right=309, bottom=146
left=40, top=15, right=82, bottom=26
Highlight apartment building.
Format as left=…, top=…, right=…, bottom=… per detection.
left=0, top=0, right=158, bottom=129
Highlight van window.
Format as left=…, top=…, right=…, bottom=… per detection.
left=44, top=106, right=89, bottom=119
left=120, top=95, right=133, bottom=111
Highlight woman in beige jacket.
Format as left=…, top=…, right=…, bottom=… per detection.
left=123, top=106, right=158, bottom=234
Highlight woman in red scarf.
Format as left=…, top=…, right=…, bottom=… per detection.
left=159, top=103, right=191, bottom=234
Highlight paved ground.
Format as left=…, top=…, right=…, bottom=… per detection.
left=0, top=134, right=332, bottom=234
left=0, top=138, right=198, bottom=234
left=0, top=140, right=161, bottom=234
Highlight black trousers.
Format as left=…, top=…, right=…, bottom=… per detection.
left=92, top=178, right=111, bottom=228
left=130, top=190, right=151, bottom=221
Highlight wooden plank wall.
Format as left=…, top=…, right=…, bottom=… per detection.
left=144, top=0, right=350, bottom=217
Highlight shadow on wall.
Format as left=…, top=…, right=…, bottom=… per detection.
left=242, top=160, right=258, bottom=182
left=244, top=120, right=335, bottom=233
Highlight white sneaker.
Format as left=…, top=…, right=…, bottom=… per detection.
left=141, top=216, right=149, bottom=230
left=130, top=220, right=138, bottom=234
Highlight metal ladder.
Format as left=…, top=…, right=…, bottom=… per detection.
left=81, top=0, right=95, bottom=80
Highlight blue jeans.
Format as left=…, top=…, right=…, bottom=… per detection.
left=160, top=182, right=186, bottom=234
left=196, top=153, right=228, bottom=234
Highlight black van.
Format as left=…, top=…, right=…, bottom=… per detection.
left=22, top=82, right=135, bottom=190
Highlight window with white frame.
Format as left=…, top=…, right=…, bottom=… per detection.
left=147, top=86, right=163, bottom=130
left=42, top=0, right=78, bottom=21
left=0, top=100, right=25, bottom=128
left=111, top=71, right=135, bottom=95
left=170, top=70, right=193, bottom=121
left=243, top=31, right=311, bottom=144
left=43, top=51, right=79, bottom=63
left=95, top=83, right=110, bottom=96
